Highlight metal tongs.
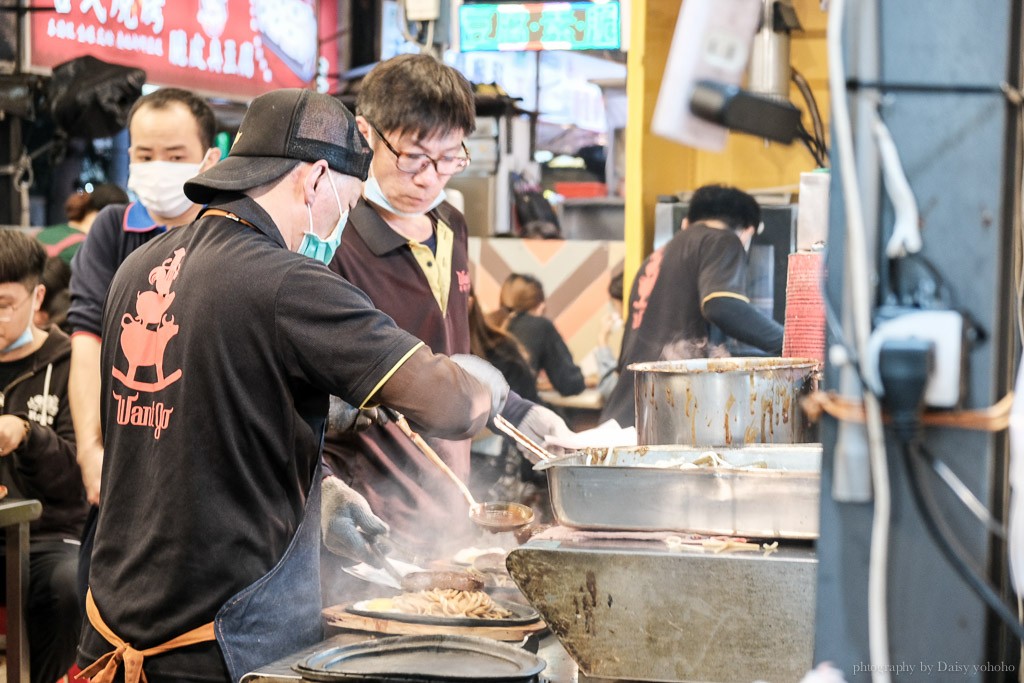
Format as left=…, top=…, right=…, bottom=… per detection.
left=368, top=543, right=405, bottom=584
left=492, top=414, right=557, bottom=463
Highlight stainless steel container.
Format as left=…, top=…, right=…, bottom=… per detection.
left=631, top=357, right=819, bottom=446
left=537, top=444, right=822, bottom=539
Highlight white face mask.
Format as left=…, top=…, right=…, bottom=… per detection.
left=2, top=318, right=33, bottom=354
left=1, top=285, right=38, bottom=354
left=363, top=176, right=445, bottom=218
left=128, top=160, right=203, bottom=218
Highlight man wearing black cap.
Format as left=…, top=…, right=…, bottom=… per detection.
left=76, top=89, right=510, bottom=683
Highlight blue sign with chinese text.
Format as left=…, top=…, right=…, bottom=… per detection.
left=459, top=1, right=621, bottom=52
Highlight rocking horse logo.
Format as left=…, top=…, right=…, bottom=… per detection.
left=112, top=248, right=185, bottom=404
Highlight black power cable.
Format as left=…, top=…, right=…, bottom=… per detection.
left=796, top=121, right=827, bottom=169
left=879, top=340, right=1024, bottom=643
left=903, top=440, right=1024, bottom=643
left=792, top=67, right=830, bottom=166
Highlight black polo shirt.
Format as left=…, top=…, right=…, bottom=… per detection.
left=81, top=194, right=423, bottom=672
left=324, top=198, right=475, bottom=551
left=332, top=198, right=471, bottom=355
left=601, top=222, right=749, bottom=427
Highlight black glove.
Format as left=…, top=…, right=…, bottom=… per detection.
left=450, top=354, right=509, bottom=420
left=321, top=476, right=390, bottom=566
left=328, top=395, right=389, bottom=434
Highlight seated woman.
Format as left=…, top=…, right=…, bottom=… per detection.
left=468, top=290, right=538, bottom=402
left=594, top=271, right=624, bottom=402
left=468, top=291, right=548, bottom=516
left=487, top=273, right=586, bottom=397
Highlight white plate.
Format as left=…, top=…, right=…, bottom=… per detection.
left=342, top=558, right=423, bottom=589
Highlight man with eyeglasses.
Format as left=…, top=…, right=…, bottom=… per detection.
left=0, top=230, right=87, bottom=683
left=322, top=54, right=572, bottom=568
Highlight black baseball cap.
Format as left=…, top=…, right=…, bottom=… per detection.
left=184, top=89, right=373, bottom=204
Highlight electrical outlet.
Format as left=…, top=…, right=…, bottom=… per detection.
left=405, top=0, right=441, bottom=22
left=865, top=309, right=966, bottom=409
left=651, top=0, right=763, bottom=151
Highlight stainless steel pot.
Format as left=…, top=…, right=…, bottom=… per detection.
left=632, top=358, right=819, bottom=446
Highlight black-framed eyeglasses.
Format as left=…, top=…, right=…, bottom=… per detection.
left=369, top=123, right=471, bottom=176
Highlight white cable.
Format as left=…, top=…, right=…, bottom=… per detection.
left=828, top=1, right=892, bottom=681
left=871, top=110, right=921, bottom=258
left=1017, top=126, right=1024, bottom=344
left=1019, top=595, right=1024, bottom=683
left=1015, top=66, right=1024, bottom=346
left=396, top=0, right=425, bottom=51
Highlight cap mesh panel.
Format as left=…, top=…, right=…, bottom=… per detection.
left=291, top=94, right=372, bottom=180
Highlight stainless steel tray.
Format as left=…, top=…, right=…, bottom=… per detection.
left=535, top=444, right=822, bottom=539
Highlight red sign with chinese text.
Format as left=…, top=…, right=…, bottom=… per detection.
left=27, top=0, right=338, bottom=100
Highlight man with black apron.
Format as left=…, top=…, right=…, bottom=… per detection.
left=76, top=89, right=509, bottom=683
left=601, top=184, right=785, bottom=428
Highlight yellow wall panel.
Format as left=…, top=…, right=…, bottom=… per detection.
left=624, top=0, right=831, bottom=284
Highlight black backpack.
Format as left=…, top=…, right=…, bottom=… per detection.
left=511, top=172, right=560, bottom=238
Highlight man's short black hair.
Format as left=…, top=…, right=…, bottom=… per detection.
left=356, top=54, right=475, bottom=140
left=0, top=230, right=46, bottom=289
left=687, top=184, right=761, bottom=233
left=127, top=87, right=216, bottom=150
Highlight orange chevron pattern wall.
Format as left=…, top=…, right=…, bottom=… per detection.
left=468, top=237, right=626, bottom=363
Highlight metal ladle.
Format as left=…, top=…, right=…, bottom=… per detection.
left=388, top=410, right=535, bottom=533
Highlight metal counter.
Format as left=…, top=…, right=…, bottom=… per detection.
left=507, top=535, right=817, bottom=683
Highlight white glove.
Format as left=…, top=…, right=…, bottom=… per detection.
left=516, top=405, right=573, bottom=464
left=450, top=354, right=509, bottom=419
left=321, top=476, right=389, bottom=565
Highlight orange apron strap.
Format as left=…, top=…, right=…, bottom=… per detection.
left=80, top=588, right=217, bottom=683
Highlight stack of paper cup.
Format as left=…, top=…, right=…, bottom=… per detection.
left=782, top=250, right=826, bottom=362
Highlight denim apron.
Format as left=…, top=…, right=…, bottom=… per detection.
left=215, top=474, right=324, bottom=682
left=81, top=475, right=324, bottom=683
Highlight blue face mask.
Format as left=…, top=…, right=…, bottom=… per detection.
left=298, top=171, right=349, bottom=265
left=364, top=177, right=446, bottom=217
left=2, top=320, right=33, bottom=354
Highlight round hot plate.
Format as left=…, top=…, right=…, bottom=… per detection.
left=294, top=635, right=546, bottom=682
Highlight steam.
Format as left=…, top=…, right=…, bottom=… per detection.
left=660, top=337, right=731, bottom=361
